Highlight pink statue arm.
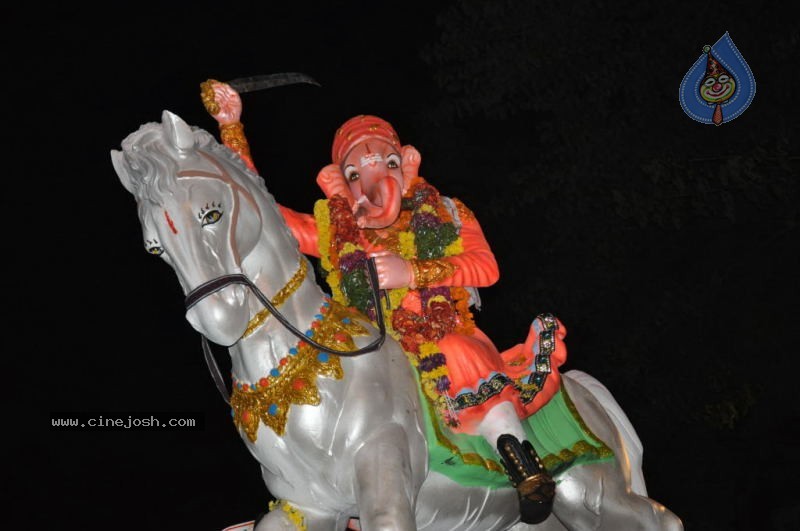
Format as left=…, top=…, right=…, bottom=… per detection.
left=199, top=79, right=257, bottom=173
left=278, top=205, right=320, bottom=257
left=199, top=81, right=319, bottom=255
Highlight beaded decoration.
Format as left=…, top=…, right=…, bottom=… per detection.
left=230, top=298, right=367, bottom=441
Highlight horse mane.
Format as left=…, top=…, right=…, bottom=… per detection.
left=116, top=118, right=265, bottom=206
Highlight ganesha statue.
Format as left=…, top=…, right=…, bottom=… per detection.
left=202, top=78, right=570, bottom=523
left=110, top=77, right=683, bottom=530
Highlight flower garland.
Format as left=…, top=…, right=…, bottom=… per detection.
left=315, top=178, right=476, bottom=426
left=268, top=499, right=306, bottom=531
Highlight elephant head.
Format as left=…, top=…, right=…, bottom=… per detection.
left=316, top=115, right=421, bottom=229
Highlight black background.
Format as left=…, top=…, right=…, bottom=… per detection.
left=26, top=1, right=798, bottom=529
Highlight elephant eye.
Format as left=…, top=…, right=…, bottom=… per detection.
left=344, top=166, right=360, bottom=182
left=386, top=154, right=400, bottom=169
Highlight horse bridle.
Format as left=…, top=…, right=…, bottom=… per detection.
left=184, top=258, right=387, bottom=404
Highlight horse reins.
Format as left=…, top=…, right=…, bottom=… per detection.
left=184, top=258, right=387, bottom=404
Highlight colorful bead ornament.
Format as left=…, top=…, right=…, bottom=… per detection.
left=230, top=298, right=368, bottom=441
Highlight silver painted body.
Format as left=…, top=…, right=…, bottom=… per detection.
left=112, top=111, right=683, bottom=531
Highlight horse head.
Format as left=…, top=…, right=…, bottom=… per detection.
left=111, top=110, right=283, bottom=346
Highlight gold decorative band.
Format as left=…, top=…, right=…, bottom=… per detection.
left=242, top=259, right=308, bottom=338
left=219, top=122, right=252, bottom=163
left=411, top=258, right=457, bottom=288
left=199, top=79, right=220, bottom=116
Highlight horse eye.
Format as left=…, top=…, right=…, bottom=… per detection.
left=202, top=209, right=223, bottom=226
left=146, top=246, right=164, bottom=256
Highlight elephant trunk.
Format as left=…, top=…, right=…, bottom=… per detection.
left=356, top=176, right=401, bottom=229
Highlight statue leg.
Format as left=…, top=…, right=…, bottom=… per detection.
left=352, top=422, right=417, bottom=531
left=478, top=401, right=556, bottom=524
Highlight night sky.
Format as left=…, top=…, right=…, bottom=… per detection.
left=28, top=1, right=798, bottom=529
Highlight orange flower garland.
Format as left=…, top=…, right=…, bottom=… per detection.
left=314, top=179, right=476, bottom=426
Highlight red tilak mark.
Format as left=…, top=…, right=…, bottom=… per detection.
left=164, top=211, right=178, bottom=234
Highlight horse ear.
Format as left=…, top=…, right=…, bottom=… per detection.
left=111, top=149, right=136, bottom=194
left=162, top=110, right=195, bottom=152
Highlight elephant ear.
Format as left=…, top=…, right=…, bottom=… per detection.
left=401, top=145, right=421, bottom=193
left=316, top=164, right=355, bottom=204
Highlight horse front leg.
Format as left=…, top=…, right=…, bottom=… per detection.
left=353, top=422, right=417, bottom=531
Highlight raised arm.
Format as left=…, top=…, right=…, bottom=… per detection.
left=200, top=80, right=319, bottom=256
left=200, top=79, right=257, bottom=172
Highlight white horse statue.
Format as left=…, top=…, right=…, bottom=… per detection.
left=111, top=110, right=683, bottom=531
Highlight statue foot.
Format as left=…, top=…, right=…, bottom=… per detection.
left=497, top=434, right=555, bottom=524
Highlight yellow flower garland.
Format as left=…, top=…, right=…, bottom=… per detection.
left=314, top=180, right=472, bottom=427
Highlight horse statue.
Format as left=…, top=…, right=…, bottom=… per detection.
left=111, top=110, right=683, bottom=531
